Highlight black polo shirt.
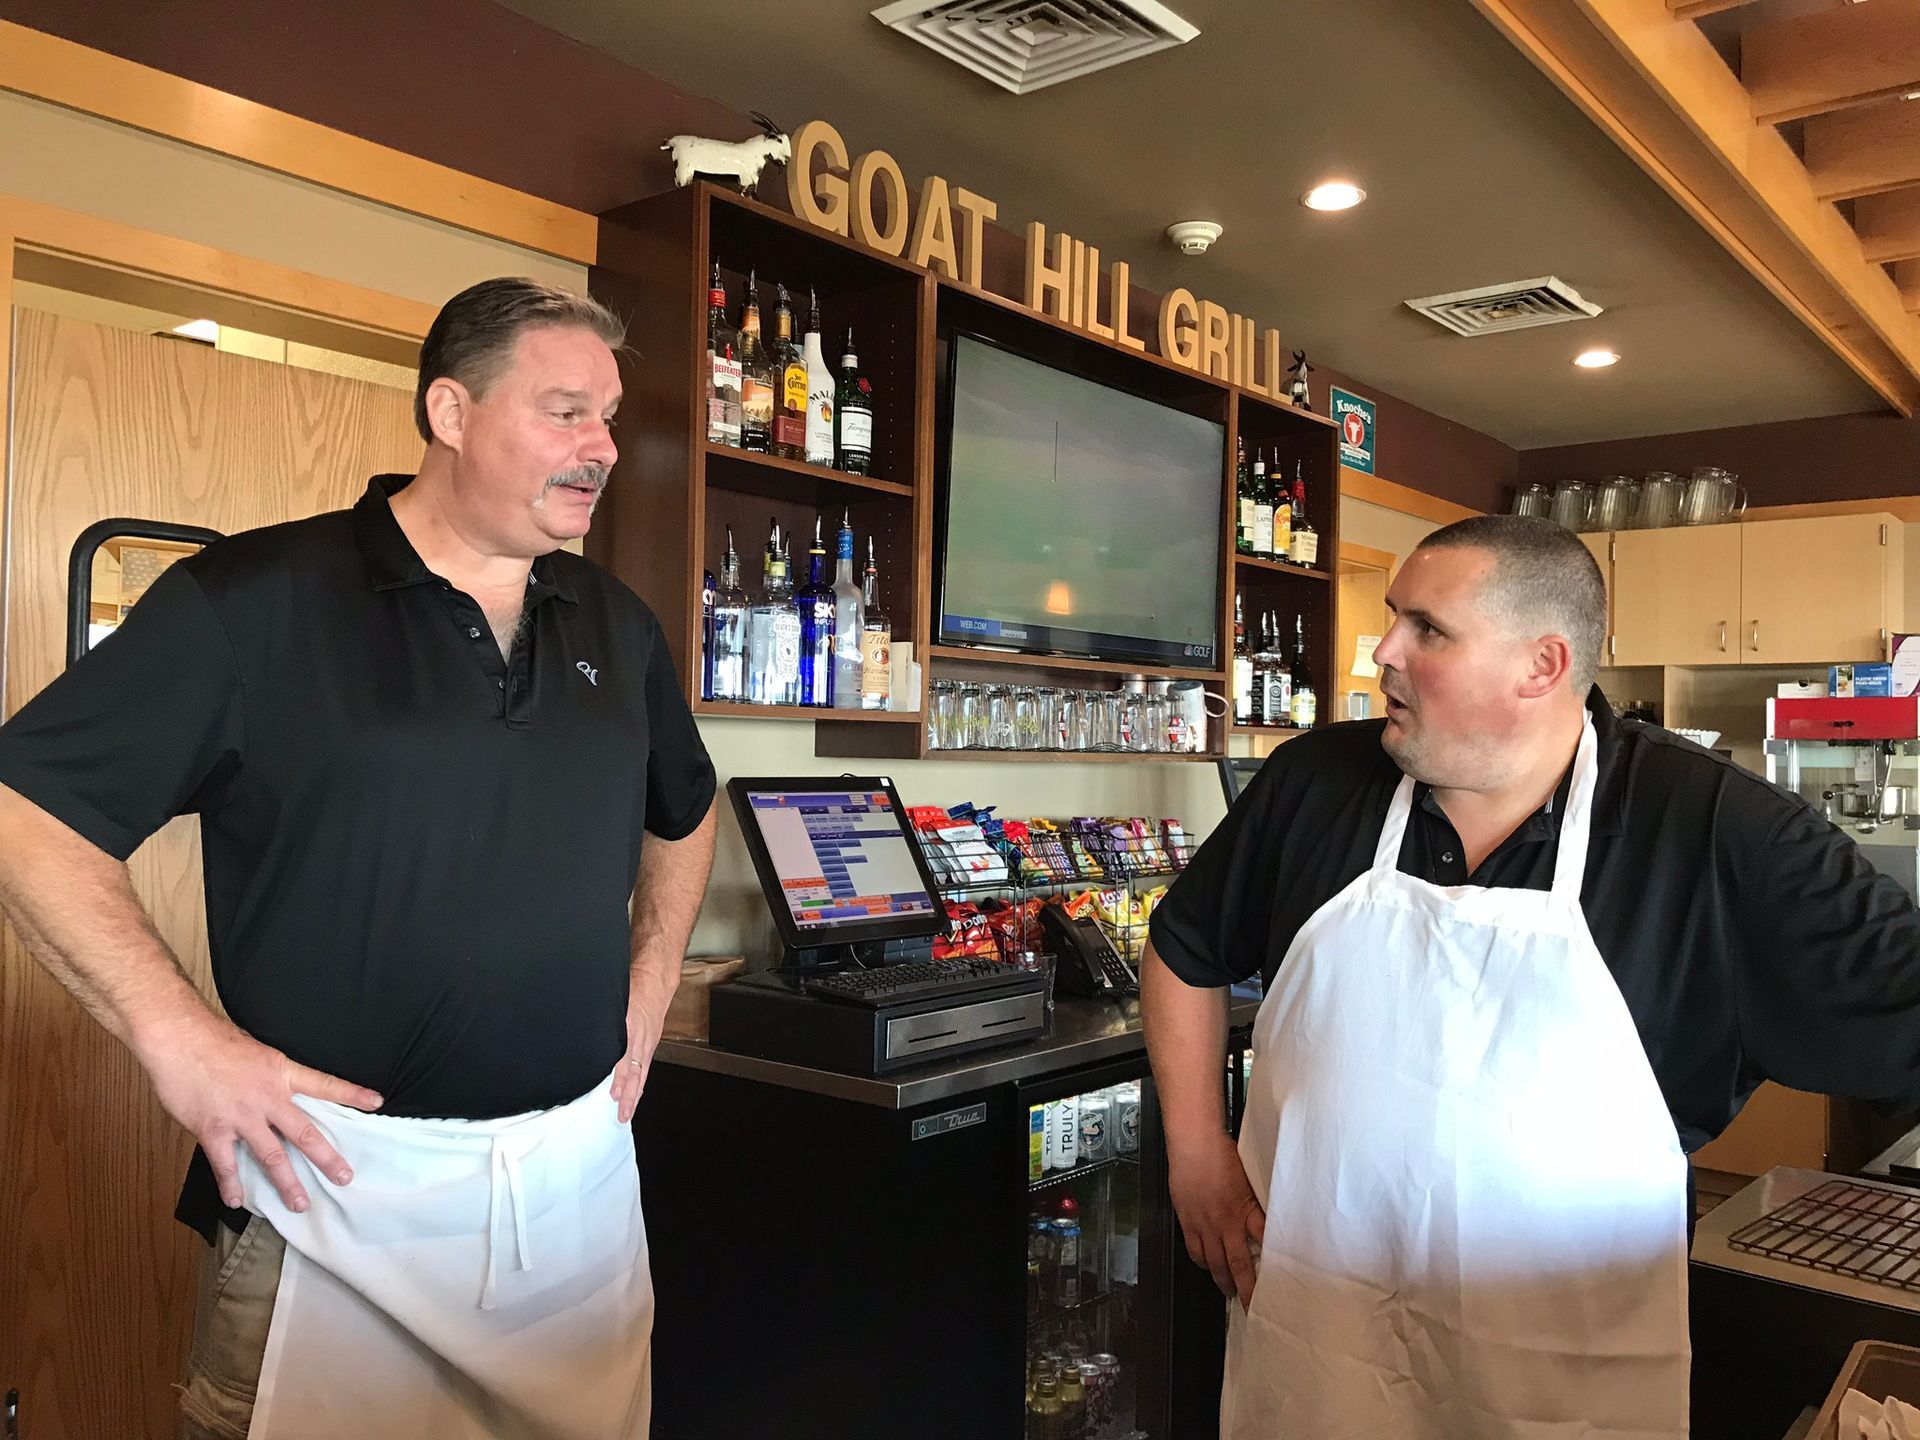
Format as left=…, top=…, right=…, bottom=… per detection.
left=0, top=474, right=714, bottom=1237
left=1150, top=689, right=1920, bottom=1153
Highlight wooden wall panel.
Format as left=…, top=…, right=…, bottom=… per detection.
left=1, top=310, right=418, bottom=1438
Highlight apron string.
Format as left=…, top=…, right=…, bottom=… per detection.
left=479, top=1136, right=535, bottom=1312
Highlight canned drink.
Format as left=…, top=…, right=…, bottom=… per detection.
left=1113, top=1082, right=1142, bottom=1156
left=1055, top=1218, right=1081, bottom=1306
left=1028, top=1104, right=1047, bottom=1181
left=1078, top=1093, right=1111, bottom=1162
left=1052, top=1093, right=1080, bottom=1169
left=1092, top=1354, right=1122, bottom=1427
left=1078, top=1361, right=1108, bottom=1428
left=1042, top=1099, right=1062, bottom=1172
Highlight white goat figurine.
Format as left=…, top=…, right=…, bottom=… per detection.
left=661, top=113, right=790, bottom=197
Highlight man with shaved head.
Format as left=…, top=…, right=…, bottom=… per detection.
left=1144, top=515, right=1920, bottom=1438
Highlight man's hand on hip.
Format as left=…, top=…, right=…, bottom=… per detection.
left=137, top=1011, right=383, bottom=1214
left=1168, top=1130, right=1265, bottom=1311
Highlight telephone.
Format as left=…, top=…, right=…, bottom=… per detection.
left=1040, top=901, right=1139, bottom=998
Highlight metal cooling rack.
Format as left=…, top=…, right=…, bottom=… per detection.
left=1726, top=1179, right=1920, bottom=1290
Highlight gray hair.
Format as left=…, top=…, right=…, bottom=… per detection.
left=1414, top=515, right=1606, bottom=691
left=414, top=277, right=625, bottom=442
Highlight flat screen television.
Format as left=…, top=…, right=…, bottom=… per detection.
left=935, top=332, right=1224, bottom=668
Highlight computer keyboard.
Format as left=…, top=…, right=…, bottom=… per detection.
left=802, top=957, right=1039, bottom=1009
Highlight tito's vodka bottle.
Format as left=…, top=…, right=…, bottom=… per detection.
left=708, top=526, right=750, bottom=703
left=746, top=520, right=801, bottom=706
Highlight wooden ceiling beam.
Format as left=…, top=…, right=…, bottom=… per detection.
left=1896, top=260, right=1920, bottom=313
left=1805, top=100, right=1920, bottom=202
left=1858, top=190, right=1920, bottom=264
left=1665, top=0, right=1754, bottom=18
left=1745, top=0, right=1920, bottom=125
left=1469, top=0, right=1920, bottom=415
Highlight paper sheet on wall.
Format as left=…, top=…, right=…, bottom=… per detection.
left=1351, top=636, right=1381, bottom=679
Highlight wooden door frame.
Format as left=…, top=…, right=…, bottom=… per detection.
left=0, top=192, right=436, bottom=709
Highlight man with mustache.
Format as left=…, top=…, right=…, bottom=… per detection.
left=1143, top=516, right=1920, bottom=1438
left=0, top=277, right=715, bottom=1437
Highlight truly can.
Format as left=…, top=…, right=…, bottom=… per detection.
left=1113, top=1082, right=1142, bottom=1155
left=1042, top=1099, right=1062, bottom=1173
left=1052, top=1092, right=1080, bottom=1170
left=1078, top=1092, right=1111, bottom=1162
left=1028, top=1104, right=1047, bottom=1181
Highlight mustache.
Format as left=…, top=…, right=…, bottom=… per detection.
left=543, top=464, right=609, bottom=494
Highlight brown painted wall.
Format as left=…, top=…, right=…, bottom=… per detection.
left=1519, top=410, right=1920, bottom=511
left=6, top=0, right=1516, bottom=511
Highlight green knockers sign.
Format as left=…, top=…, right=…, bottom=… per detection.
left=1331, top=387, right=1376, bottom=475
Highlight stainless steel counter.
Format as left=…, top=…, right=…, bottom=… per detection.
left=655, top=993, right=1261, bottom=1110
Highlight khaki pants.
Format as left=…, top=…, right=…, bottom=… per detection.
left=177, top=1215, right=284, bottom=1440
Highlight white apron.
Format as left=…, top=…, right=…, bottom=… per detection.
left=1223, top=718, right=1690, bottom=1440
left=235, top=1075, right=651, bottom=1440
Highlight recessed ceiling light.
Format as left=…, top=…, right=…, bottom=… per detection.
left=170, top=319, right=219, bottom=344
left=1574, top=348, right=1619, bottom=369
left=1301, top=181, right=1365, bottom=212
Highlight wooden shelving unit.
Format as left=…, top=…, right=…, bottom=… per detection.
left=588, top=181, right=1340, bottom=763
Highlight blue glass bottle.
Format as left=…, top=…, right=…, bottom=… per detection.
left=796, top=515, right=835, bottom=707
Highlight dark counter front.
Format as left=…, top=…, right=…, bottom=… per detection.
left=637, top=994, right=1258, bottom=1440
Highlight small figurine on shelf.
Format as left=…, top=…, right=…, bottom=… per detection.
left=1287, top=350, right=1315, bottom=410
left=660, top=112, right=790, bottom=196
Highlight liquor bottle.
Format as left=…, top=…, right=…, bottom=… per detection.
left=705, top=262, right=741, bottom=448
left=709, top=526, right=750, bottom=703
left=738, top=272, right=775, bottom=453
left=1288, top=466, right=1319, bottom=567
left=1251, top=612, right=1276, bottom=726
left=1262, top=611, right=1294, bottom=726
left=699, top=567, right=716, bottom=701
left=1234, top=436, right=1252, bottom=556
left=802, top=289, right=835, bottom=467
left=835, top=330, right=874, bottom=475
left=830, top=510, right=864, bottom=709
left=1251, top=449, right=1275, bottom=558
left=1232, top=592, right=1253, bottom=724
left=860, top=537, right=892, bottom=711
left=1273, top=457, right=1294, bottom=561
left=746, top=519, right=800, bottom=706
left=1290, top=614, right=1318, bottom=729
left=796, top=516, right=835, bottom=707
left=772, top=284, right=808, bottom=461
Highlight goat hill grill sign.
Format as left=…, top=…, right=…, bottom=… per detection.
left=785, top=119, right=1292, bottom=400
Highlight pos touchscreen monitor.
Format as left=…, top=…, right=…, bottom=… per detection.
left=726, top=777, right=946, bottom=958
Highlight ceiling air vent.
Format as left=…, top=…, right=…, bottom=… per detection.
left=1405, top=277, right=1604, bottom=337
left=870, top=0, right=1199, bottom=95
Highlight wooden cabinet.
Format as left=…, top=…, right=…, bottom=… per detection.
left=1579, top=531, right=1612, bottom=632
left=1602, top=515, right=1900, bottom=668
left=1610, top=524, right=1742, bottom=666
left=1739, top=515, right=1900, bottom=664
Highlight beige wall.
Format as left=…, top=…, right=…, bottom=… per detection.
left=1341, top=496, right=1442, bottom=566
left=0, top=92, right=584, bottom=304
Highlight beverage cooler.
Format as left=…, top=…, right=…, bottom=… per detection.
left=637, top=1025, right=1254, bottom=1440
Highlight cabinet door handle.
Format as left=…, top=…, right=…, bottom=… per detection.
left=1719, top=621, right=1727, bottom=652
left=1751, top=622, right=1760, bottom=652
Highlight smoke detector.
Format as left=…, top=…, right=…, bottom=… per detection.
left=1166, top=220, right=1223, bottom=255
left=1405, top=276, right=1603, bottom=337
left=871, top=0, right=1199, bottom=95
